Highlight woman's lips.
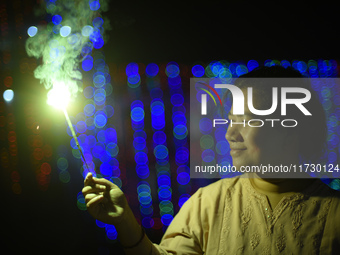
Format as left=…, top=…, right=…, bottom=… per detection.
left=230, top=148, right=246, bottom=157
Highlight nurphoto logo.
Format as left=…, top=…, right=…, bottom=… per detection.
left=200, top=83, right=312, bottom=128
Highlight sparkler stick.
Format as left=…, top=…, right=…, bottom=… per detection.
left=63, top=108, right=90, bottom=171
left=47, top=82, right=91, bottom=172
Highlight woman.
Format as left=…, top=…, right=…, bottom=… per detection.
left=82, top=66, right=340, bottom=254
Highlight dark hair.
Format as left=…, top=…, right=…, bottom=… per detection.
left=224, top=65, right=327, bottom=161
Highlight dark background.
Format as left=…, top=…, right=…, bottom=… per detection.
left=106, top=0, right=340, bottom=63
left=1, top=0, right=339, bottom=254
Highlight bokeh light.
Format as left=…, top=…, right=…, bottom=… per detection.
left=60, top=26, right=71, bottom=37
left=131, top=107, right=145, bottom=122
left=192, top=64, right=205, bottom=77
left=146, top=63, right=159, bottom=77
left=82, top=56, right=94, bottom=71
left=27, top=26, right=38, bottom=37
left=52, top=15, right=62, bottom=25
left=3, top=89, right=14, bottom=102
left=166, top=63, right=180, bottom=78
left=89, top=0, right=100, bottom=11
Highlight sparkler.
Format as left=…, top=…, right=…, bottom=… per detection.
left=47, top=82, right=91, bottom=171
left=25, top=0, right=111, bottom=174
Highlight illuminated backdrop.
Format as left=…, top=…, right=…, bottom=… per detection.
left=0, top=0, right=340, bottom=253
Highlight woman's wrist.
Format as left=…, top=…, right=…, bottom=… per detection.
left=121, top=225, right=145, bottom=249
left=115, top=207, right=143, bottom=247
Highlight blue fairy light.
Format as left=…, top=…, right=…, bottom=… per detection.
left=135, top=152, right=148, bottom=165
left=150, top=101, right=165, bottom=115
left=153, top=131, right=167, bottom=145
left=136, top=165, right=150, bottom=179
left=247, top=60, right=259, bottom=71
left=191, top=64, right=205, bottom=77
left=82, top=56, right=94, bottom=71
left=93, top=17, right=104, bottom=28
left=154, top=145, right=169, bottom=160
left=236, top=64, right=248, bottom=76
left=177, top=172, right=190, bottom=185
left=94, top=113, right=107, bottom=128
left=27, top=26, right=38, bottom=37
left=60, top=26, right=71, bottom=37
left=170, top=93, right=184, bottom=106
left=131, top=107, right=145, bottom=122
left=82, top=25, right=94, bottom=37
left=165, top=63, right=180, bottom=78
left=89, top=0, right=100, bottom=11
left=52, top=15, right=62, bottom=25
left=146, top=63, right=159, bottom=77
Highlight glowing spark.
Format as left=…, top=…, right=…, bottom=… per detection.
left=47, top=82, right=71, bottom=109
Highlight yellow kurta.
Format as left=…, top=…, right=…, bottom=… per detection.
left=150, top=174, right=340, bottom=254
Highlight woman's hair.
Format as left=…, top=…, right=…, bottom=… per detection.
left=224, top=65, right=327, bottom=162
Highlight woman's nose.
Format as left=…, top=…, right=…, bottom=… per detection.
left=225, top=124, right=243, bottom=142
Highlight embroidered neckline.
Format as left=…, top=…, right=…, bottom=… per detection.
left=241, top=173, right=328, bottom=227
left=242, top=173, right=326, bottom=202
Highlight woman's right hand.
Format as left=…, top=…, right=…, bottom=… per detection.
left=82, top=173, right=155, bottom=254
left=82, top=172, right=129, bottom=225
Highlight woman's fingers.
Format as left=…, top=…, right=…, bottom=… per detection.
left=86, top=194, right=104, bottom=208
left=84, top=173, right=117, bottom=190
left=92, top=176, right=117, bottom=189
left=85, top=193, right=97, bottom=202
left=85, top=192, right=109, bottom=203
left=84, top=172, right=93, bottom=186
left=82, top=184, right=106, bottom=196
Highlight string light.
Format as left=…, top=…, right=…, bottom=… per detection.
left=167, top=61, right=191, bottom=225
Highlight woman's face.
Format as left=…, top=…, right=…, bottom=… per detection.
left=225, top=89, right=293, bottom=171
